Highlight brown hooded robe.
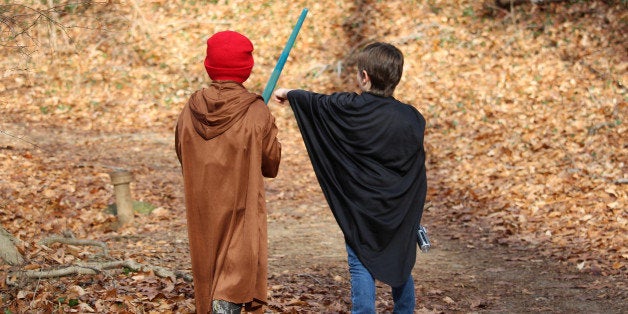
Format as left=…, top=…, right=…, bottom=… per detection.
left=175, top=81, right=281, bottom=313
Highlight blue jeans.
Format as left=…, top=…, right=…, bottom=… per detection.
left=346, top=244, right=415, bottom=314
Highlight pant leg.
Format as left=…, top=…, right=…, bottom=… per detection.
left=391, top=275, right=415, bottom=314
left=346, top=244, right=376, bottom=314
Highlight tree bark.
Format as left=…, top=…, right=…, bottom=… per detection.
left=0, top=226, right=24, bottom=266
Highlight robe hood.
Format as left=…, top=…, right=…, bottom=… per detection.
left=188, top=81, right=261, bottom=140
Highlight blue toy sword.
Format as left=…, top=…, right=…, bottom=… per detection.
left=262, top=8, right=308, bottom=104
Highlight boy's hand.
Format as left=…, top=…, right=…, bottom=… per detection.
left=273, top=88, right=292, bottom=104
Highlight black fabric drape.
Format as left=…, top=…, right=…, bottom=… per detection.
left=287, top=90, right=427, bottom=287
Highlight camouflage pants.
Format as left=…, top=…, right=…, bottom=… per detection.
left=212, top=300, right=242, bottom=314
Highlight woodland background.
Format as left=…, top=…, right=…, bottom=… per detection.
left=0, top=0, right=626, bottom=312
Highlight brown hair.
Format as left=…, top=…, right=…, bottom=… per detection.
left=355, top=42, right=404, bottom=97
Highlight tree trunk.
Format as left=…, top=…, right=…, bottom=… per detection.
left=0, top=226, right=24, bottom=266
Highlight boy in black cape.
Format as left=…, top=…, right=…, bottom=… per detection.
left=273, top=42, right=427, bottom=313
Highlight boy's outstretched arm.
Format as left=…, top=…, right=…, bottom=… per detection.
left=273, top=88, right=294, bottom=104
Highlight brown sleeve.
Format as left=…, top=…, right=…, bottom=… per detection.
left=174, top=118, right=182, bottom=165
left=261, top=112, right=281, bottom=178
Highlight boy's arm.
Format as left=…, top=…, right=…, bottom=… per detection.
left=272, top=88, right=294, bottom=104
left=261, top=112, right=281, bottom=178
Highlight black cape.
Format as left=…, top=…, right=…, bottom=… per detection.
left=287, top=90, right=427, bottom=287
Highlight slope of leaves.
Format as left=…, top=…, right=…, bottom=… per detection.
left=0, top=0, right=626, bottom=312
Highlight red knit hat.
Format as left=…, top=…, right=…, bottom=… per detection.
left=204, top=31, right=254, bottom=83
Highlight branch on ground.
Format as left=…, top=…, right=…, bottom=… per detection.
left=6, top=259, right=193, bottom=286
left=39, top=235, right=110, bottom=257
left=494, top=0, right=570, bottom=8
left=2, top=231, right=193, bottom=286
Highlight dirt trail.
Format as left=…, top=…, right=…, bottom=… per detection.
left=267, top=198, right=626, bottom=313
left=1, top=123, right=626, bottom=313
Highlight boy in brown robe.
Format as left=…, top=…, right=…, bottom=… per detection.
left=175, top=31, right=281, bottom=313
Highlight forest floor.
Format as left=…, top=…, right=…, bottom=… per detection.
left=1, top=122, right=625, bottom=313
left=1, top=0, right=626, bottom=313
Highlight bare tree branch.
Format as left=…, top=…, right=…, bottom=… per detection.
left=0, top=1, right=96, bottom=55
left=0, top=129, right=42, bottom=149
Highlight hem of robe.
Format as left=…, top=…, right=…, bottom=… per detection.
left=212, top=294, right=266, bottom=313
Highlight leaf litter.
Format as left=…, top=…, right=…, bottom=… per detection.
left=0, top=0, right=626, bottom=312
